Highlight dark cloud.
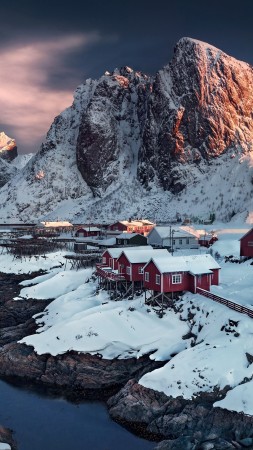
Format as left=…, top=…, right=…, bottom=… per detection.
left=0, top=0, right=253, bottom=153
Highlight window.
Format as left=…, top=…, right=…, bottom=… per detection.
left=172, top=274, right=182, bottom=284
left=248, top=241, right=253, bottom=247
left=126, top=266, right=131, bottom=275
left=124, top=240, right=128, bottom=245
left=173, top=239, right=175, bottom=245
left=156, top=274, right=161, bottom=285
left=102, top=257, right=106, bottom=264
left=145, top=272, right=149, bottom=282
left=179, top=239, right=182, bottom=245
left=186, top=238, right=189, bottom=244
left=138, top=266, right=144, bottom=274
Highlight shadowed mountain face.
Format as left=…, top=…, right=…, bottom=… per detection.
left=0, top=37, right=253, bottom=221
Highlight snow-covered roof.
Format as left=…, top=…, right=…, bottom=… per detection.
left=78, top=227, right=100, bottom=232
left=146, top=254, right=220, bottom=274
left=104, top=245, right=152, bottom=259
left=39, top=221, right=73, bottom=228
left=151, top=226, right=197, bottom=239
left=98, top=237, right=116, bottom=246
left=117, top=233, right=144, bottom=239
left=120, top=248, right=170, bottom=264
left=114, top=219, right=154, bottom=227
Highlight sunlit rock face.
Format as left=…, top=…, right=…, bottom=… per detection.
left=138, top=37, right=253, bottom=192
left=0, top=132, right=18, bottom=187
left=0, top=132, right=17, bottom=161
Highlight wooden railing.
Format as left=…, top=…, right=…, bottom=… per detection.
left=196, top=288, right=253, bottom=319
left=96, top=265, right=125, bottom=281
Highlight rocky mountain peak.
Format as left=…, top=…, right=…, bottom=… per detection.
left=0, top=132, right=17, bottom=161
left=138, top=36, right=253, bottom=192
left=1, top=38, right=253, bottom=222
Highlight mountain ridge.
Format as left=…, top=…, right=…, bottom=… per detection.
left=0, top=37, right=253, bottom=223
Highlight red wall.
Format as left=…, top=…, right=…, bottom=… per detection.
left=195, top=273, right=211, bottom=291
left=117, top=253, right=131, bottom=280
left=143, top=261, right=219, bottom=294
left=102, top=251, right=119, bottom=270
left=240, top=230, right=253, bottom=257
left=109, top=222, right=127, bottom=232
left=211, top=268, right=219, bottom=285
left=131, top=263, right=145, bottom=282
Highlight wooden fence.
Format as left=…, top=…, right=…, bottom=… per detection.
left=196, top=288, right=253, bottom=319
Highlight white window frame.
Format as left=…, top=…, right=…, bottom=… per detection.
left=179, top=239, right=182, bottom=245
left=155, top=274, right=161, bottom=285
left=186, top=238, right=189, bottom=244
left=145, top=271, right=149, bottom=282
left=126, top=266, right=131, bottom=275
left=124, top=239, right=128, bottom=245
left=102, top=257, right=106, bottom=264
left=138, top=266, right=144, bottom=274
left=172, top=274, right=182, bottom=284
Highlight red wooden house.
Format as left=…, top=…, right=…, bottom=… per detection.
left=198, top=233, right=218, bottom=248
left=117, top=249, right=169, bottom=282
left=75, top=226, right=100, bottom=238
left=98, top=246, right=152, bottom=275
left=108, top=220, right=155, bottom=235
left=240, top=228, right=253, bottom=257
left=143, top=254, right=220, bottom=294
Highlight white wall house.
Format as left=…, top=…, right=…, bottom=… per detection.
left=147, top=226, right=199, bottom=250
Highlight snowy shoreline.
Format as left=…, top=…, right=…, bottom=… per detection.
left=1, top=225, right=253, bottom=449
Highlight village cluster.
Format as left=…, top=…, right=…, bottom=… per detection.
left=1, top=219, right=252, bottom=311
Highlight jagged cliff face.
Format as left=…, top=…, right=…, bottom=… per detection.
left=138, top=38, right=253, bottom=192
left=1, top=37, right=253, bottom=222
left=76, top=67, right=150, bottom=196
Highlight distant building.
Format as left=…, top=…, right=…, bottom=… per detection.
left=116, top=233, right=147, bottom=247
left=147, top=226, right=199, bottom=250
left=108, top=219, right=155, bottom=235
left=75, top=227, right=100, bottom=238
left=35, top=221, right=73, bottom=235
left=198, top=233, right=218, bottom=248
left=240, top=229, right=253, bottom=257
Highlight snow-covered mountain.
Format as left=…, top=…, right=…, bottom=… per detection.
left=10, top=153, right=34, bottom=170
left=1, top=37, right=253, bottom=222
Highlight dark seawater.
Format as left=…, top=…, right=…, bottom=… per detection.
left=0, top=379, right=155, bottom=450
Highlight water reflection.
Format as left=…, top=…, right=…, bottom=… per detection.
left=0, top=379, right=155, bottom=450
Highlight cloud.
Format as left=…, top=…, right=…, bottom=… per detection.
left=0, top=32, right=101, bottom=153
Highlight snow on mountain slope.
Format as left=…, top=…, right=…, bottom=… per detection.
left=1, top=37, right=253, bottom=222
left=11, top=153, right=34, bottom=169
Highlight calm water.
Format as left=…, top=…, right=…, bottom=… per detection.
left=0, top=379, right=155, bottom=450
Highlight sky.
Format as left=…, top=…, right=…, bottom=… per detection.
left=1, top=0, right=253, bottom=154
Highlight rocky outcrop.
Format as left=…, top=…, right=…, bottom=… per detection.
left=0, top=132, right=17, bottom=162
left=108, top=380, right=253, bottom=449
left=0, top=343, right=162, bottom=399
left=0, top=426, right=16, bottom=450
left=0, top=132, right=18, bottom=188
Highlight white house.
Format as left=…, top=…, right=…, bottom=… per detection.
left=147, top=226, right=199, bottom=251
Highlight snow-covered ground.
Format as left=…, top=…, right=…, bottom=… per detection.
left=1, top=223, right=253, bottom=416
